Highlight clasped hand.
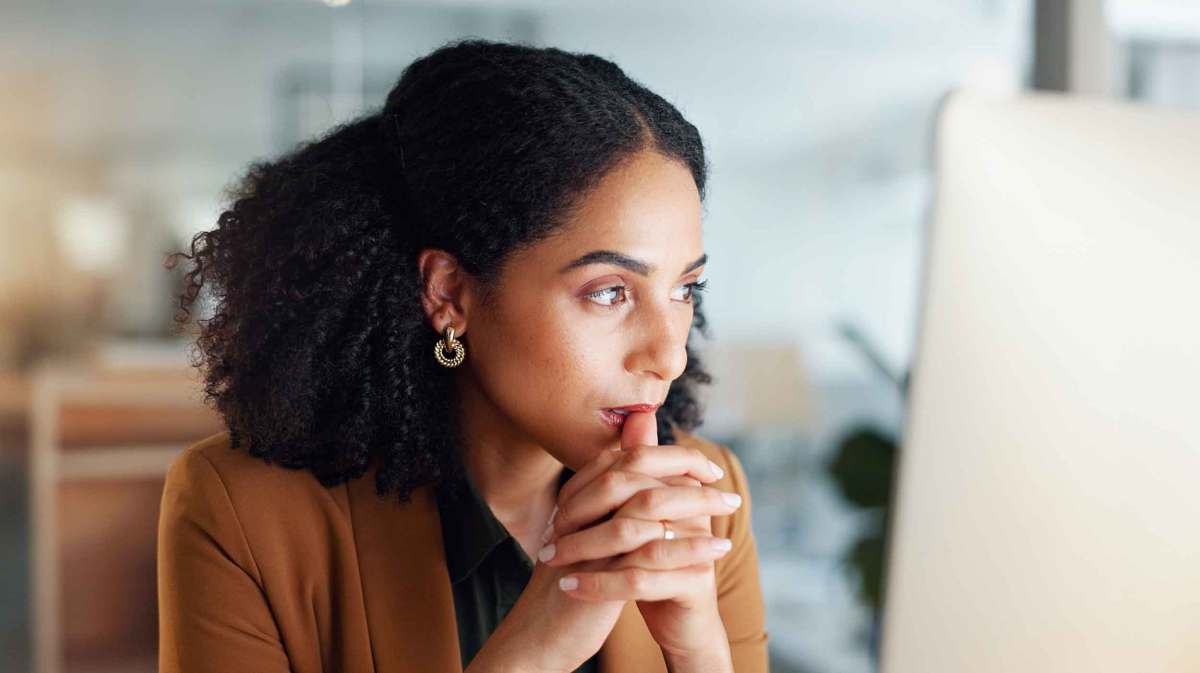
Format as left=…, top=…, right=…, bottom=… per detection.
left=537, top=410, right=740, bottom=667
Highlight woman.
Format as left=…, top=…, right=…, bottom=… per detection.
left=159, top=39, right=768, bottom=673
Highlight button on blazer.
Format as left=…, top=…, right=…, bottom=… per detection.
left=157, top=428, right=769, bottom=672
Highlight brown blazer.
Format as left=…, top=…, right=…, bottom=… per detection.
left=157, top=429, right=770, bottom=672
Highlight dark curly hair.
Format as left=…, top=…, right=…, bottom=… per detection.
left=167, top=39, right=713, bottom=503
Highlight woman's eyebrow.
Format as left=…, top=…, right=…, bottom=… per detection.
left=558, top=250, right=707, bottom=276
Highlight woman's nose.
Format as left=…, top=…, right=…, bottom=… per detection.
left=624, top=302, right=689, bottom=382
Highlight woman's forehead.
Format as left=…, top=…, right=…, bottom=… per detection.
left=533, top=150, right=704, bottom=272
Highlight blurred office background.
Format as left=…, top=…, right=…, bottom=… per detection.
left=1, top=1, right=1196, bottom=671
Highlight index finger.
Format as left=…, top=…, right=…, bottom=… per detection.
left=556, top=409, right=661, bottom=505
left=613, top=444, right=725, bottom=485
left=555, top=412, right=722, bottom=512
left=615, top=411, right=723, bottom=482
left=558, top=443, right=722, bottom=513
left=621, top=409, right=658, bottom=451
left=557, top=447, right=624, bottom=506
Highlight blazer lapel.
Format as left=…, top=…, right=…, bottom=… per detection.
left=347, top=472, right=463, bottom=673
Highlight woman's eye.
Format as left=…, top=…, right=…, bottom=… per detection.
left=586, top=279, right=709, bottom=309
left=672, top=279, right=709, bottom=303
left=585, top=285, right=627, bottom=307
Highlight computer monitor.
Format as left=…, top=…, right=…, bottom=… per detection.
left=880, top=91, right=1200, bottom=672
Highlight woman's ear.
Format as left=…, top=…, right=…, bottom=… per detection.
left=416, top=248, right=472, bottom=337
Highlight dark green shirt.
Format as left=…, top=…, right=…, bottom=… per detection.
left=436, top=466, right=598, bottom=673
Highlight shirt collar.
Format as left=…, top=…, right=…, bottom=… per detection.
left=436, top=465, right=575, bottom=584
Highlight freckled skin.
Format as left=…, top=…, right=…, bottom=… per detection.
left=417, top=147, right=706, bottom=543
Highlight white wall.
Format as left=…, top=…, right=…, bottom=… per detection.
left=2, top=1, right=1030, bottom=382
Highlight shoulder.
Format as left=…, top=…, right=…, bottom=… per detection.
left=160, top=431, right=352, bottom=557
left=164, top=431, right=334, bottom=507
left=164, top=431, right=263, bottom=491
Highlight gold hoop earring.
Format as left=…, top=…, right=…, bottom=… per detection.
left=434, top=325, right=466, bottom=368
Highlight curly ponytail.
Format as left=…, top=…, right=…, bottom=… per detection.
left=168, top=39, right=712, bottom=502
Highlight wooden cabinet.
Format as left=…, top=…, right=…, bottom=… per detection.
left=27, top=353, right=224, bottom=673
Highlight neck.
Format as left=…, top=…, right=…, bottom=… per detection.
left=456, top=373, right=562, bottom=545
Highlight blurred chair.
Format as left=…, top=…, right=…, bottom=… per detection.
left=29, top=348, right=223, bottom=673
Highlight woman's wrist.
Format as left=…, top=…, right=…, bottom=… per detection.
left=464, top=644, right=558, bottom=673
left=462, top=616, right=546, bottom=673
left=662, top=641, right=734, bottom=673
left=660, top=618, right=734, bottom=673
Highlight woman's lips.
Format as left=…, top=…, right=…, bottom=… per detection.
left=600, top=408, right=628, bottom=428
left=599, top=403, right=660, bottom=429
left=608, top=403, right=660, bottom=413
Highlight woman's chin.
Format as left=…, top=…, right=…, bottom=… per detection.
left=551, top=426, right=622, bottom=471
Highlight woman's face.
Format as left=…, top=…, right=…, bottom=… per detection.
left=457, top=148, right=706, bottom=470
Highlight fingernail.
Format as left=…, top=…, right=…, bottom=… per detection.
left=559, top=576, right=579, bottom=591
left=546, top=504, right=558, bottom=526
left=711, top=537, right=733, bottom=552
left=721, top=492, right=742, bottom=508
left=537, top=544, right=556, bottom=562
left=539, top=522, right=554, bottom=544
left=708, top=460, right=724, bottom=479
